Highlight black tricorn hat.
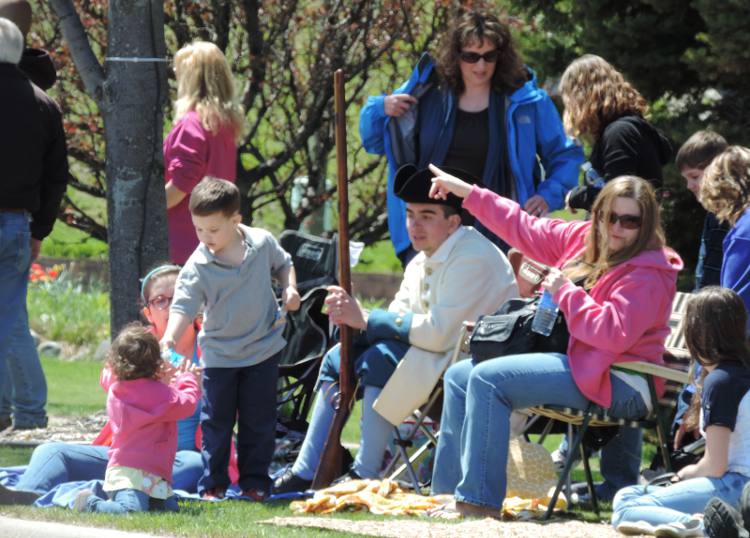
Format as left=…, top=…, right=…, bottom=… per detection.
left=394, top=164, right=479, bottom=211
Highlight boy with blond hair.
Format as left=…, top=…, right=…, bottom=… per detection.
left=161, top=177, right=300, bottom=500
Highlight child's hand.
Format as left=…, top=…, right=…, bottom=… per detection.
left=159, top=360, right=178, bottom=384
left=282, top=286, right=301, bottom=312
left=179, top=359, right=203, bottom=384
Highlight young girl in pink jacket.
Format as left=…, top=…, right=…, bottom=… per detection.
left=75, top=323, right=201, bottom=513
left=427, top=169, right=682, bottom=518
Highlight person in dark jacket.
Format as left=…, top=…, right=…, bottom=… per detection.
left=676, top=130, right=730, bottom=291
left=560, top=54, right=672, bottom=212
left=551, top=54, right=673, bottom=502
left=0, top=0, right=57, bottom=90
left=359, top=10, right=583, bottom=265
left=0, top=17, right=68, bottom=432
left=667, top=132, right=730, bottom=458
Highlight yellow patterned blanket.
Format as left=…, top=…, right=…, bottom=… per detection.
left=291, top=439, right=567, bottom=518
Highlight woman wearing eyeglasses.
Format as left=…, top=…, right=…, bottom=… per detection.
left=359, top=9, right=583, bottom=266
left=0, top=265, right=205, bottom=505
left=426, top=170, right=682, bottom=519
left=560, top=55, right=672, bottom=213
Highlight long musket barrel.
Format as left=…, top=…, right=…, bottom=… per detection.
left=311, top=69, right=354, bottom=489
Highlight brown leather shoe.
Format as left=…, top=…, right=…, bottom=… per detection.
left=0, top=483, right=40, bottom=505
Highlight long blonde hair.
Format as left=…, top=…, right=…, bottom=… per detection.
left=559, top=54, right=648, bottom=140
left=564, top=176, right=665, bottom=288
left=699, top=146, right=750, bottom=226
left=173, top=41, right=244, bottom=141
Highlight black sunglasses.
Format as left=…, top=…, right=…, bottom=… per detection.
left=603, top=212, right=642, bottom=230
left=459, top=50, right=500, bottom=64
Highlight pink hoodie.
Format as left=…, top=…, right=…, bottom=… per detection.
left=101, top=368, right=201, bottom=483
left=464, top=186, right=683, bottom=407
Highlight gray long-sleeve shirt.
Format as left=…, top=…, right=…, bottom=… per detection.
left=171, top=224, right=293, bottom=368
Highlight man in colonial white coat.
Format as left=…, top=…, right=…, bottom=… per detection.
left=274, top=165, right=518, bottom=493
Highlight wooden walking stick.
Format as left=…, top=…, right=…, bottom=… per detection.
left=311, top=69, right=355, bottom=489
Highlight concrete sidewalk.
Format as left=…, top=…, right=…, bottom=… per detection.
left=0, top=516, right=167, bottom=537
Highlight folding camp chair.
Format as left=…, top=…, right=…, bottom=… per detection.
left=384, top=321, right=474, bottom=491
left=275, top=231, right=337, bottom=434
left=531, top=291, right=692, bottom=519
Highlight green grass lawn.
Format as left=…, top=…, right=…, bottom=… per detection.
left=0, top=500, right=366, bottom=537
left=0, top=355, right=622, bottom=535
left=42, top=356, right=106, bottom=416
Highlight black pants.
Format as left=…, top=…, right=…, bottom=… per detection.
left=198, top=353, right=280, bottom=493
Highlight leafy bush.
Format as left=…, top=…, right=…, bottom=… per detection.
left=27, top=278, right=109, bottom=346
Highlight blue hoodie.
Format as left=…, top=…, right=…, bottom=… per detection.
left=722, top=208, right=750, bottom=334
left=359, top=54, right=583, bottom=254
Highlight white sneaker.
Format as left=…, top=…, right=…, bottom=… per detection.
left=617, top=520, right=657, bottom=535
left=550, top=449, right=566, bottom=473
left=654, top=518, right=704, bottom=537
left=72, top=488, right=93, bottom=512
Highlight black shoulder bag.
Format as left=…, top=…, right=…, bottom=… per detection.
left=469, top=295, right=570, bottom=363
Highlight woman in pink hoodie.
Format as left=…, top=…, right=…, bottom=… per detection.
left=75, top=323, right=201, bottom=513
left=428, top=168, right=682, bottom=518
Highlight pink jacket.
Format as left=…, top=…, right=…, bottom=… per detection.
left=464, top=186, right=683, bottom=407
left=101, top=368, right=201, bottom=483
left=164, top=110, right=237, bottom=264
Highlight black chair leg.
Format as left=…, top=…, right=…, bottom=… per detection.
left=544, top=405, right=594, bottom=520
left=580, top=439, right=600, bottom=517
left=648, top=376, right=674, bottom=474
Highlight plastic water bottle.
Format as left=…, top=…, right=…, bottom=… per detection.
left=162, top=348, right=185, bottom=367
left=531, top=290, right=560, bottom=337
left=581, top=162, right=605, bottom=188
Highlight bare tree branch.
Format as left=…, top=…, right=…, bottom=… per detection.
left=48, top=0, right=105, bottom=105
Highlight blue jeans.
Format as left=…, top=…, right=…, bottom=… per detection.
left=15, top=442, right=204, bottom=494
left=431, top=353, right=648, bottom=509
left=612, top=473, right=750, bottom=527
left=199, top=354, right=279, bottom=494
left=0, top=211, right=47, bottom=427
left=291, top=340, right=409, bottom=480
left=85, top=488, right=179, bottom=513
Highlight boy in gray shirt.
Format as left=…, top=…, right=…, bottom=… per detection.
left=161, top=177, right=300, bottom=500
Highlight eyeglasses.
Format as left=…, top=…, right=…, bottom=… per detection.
left=604, top=212, right=642, bottom=230
left=459, top=50, right=500, bottom=64
left=147, top=295, right=173, bottom=311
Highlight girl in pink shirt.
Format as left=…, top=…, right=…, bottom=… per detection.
left=428, top=169, right=681, bottom=518
left=164, top=41, right=244, bottom=264
left=75, top=323, right=201, bottom=513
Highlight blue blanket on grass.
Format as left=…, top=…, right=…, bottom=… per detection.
left=1, top=466, right=309, bottom=508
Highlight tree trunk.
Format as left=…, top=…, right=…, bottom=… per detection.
left=104, top=0, right=169, bottom=334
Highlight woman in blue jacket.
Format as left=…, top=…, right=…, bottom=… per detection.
left=359, top=10, right=583, bottom=264
left=699, top=146, right=750, bottom=332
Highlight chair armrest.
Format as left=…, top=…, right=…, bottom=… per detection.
left=617, top=361, right=689, bottom=384
left=665, top=348, right=691, bottom=361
